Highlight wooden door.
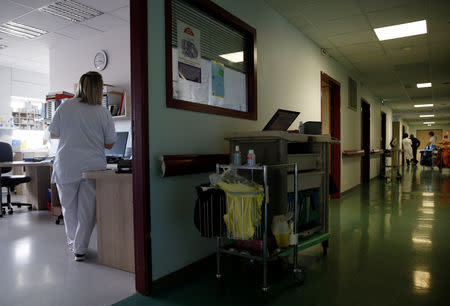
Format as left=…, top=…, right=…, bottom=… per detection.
left=361, top=100, right=370, bottom=183
left=321, top=81, right=331, bottom=175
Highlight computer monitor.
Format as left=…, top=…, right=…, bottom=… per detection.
left=105, top=131, right=128, bottom=158
left=263, top=109, right=300, bottom=131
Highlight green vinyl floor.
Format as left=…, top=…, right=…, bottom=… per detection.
left=115, top=167, right=450, bottom=306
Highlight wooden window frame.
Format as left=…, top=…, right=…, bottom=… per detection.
left=165, top=0, right=257, bottom=120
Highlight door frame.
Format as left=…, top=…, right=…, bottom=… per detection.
left=130, top=0, right=151, bottom=295
left=381, top=111, right=386, bottom=173
left=361, top=99, right=370, bottom=183
left=320, top=72, right=341, bottom=198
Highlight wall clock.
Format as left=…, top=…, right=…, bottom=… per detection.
left=94, top=50, right=108, bottom=71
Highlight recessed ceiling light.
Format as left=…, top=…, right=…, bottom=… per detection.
left=423, top=122, right=435, bottom=124
left=219, top=51, right=244, bottom=63
left=374, top=20, right=427, bottom=41
left=0, top=21, right=48, bottom=39
left=417, top=82, right=432, bottom=88
left=414, top=104, right=433, bottom=108
left=419, top=114, right=434, bottom=118
left=39, top=0, right=103, bottom=23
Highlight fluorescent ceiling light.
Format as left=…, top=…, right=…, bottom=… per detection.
left=39, top=0, right=103, bottom=23
left=423, top=122, right=435, bottom=124
left=0, top=21, right=47, bottom=39
left=414, top=104, right=433, bottom=108
left=419, top=114, right=434, bottom=118
left=417, top=82, right=432, bottom=88
left=374, top=20, right=427, bottom=41
left=219, top=51, right=244, bottom=63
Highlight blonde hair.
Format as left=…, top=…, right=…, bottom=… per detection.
left=76, top=71, right=103, bottom=105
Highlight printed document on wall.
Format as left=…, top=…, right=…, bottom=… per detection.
left=177, top=21, right=202, bottom=83
left=211, top=60, right=225, bottom=105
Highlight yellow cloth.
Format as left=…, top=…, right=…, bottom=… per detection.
left=217, top=181, right=263, bottom=240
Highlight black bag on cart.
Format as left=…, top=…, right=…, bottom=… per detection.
left=420, top=150, right=433, bottom=167
left=194, top=184, right=227, bottom=238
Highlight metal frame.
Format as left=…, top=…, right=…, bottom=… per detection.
left=214, top=163, right=298, bottom=292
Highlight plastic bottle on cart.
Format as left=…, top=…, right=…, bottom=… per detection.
left=233, top=145, right=241, bottom=165
left=247, top=149, right=256, bottom=166
left=298, top=121, right=304, bottom=134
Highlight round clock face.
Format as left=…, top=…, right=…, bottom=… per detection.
left=94, top=51, right=108, bottom=71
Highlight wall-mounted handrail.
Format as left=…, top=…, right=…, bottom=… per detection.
left=370, top=149, right=384, bottom=155
left=160, top=154, right=229, bottom=177
left=342, top=150, right=365, bottom=157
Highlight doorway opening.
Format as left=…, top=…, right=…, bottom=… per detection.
left=361, top=100, right=370, bottom=184
left=321, top=72, right=341, bottom=198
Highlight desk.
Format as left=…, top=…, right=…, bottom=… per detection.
left=82, top=169, right=134, bottom=273
left=0, top=161, right=59, bottom=210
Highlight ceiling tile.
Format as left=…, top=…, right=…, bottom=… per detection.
left=264, top=0, right=310, bottom=19
left=338, top=42, right=384, bottom=56
left=381, top=35, right=427, bottom=50
left=76, top=0, right=128, bottom=13
left=82, top=13, right=128, bottom=32
left=56, top=24, right=104, bottom=40
left=300, top=26, right=333, bottom=49
left=314, top=15, right=370, bottom=37
left=296, top=0, right=362, bottom=23
left=13, top=9, right=73, bottom=32
left=109, top=6, right=129, bottom=22
left=366, top=2, right=427, bottom=28
left=0, top=1, right=33, bottom=22
left=9, top=0, right=54, bottom=9
left=429, top=0, right=450, bottom=24
left=358, top=0, right=412, bottom=13
left=386, top=46, right=429, bottom=66
left=393, top=61, right=429, bottom=83
left=328, top=30, right=378, bottom=47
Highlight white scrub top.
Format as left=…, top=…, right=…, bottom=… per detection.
left=429, top=136, right=436, bottom=146
left=49, top=97, right=117, bottom=184
left=402, top=137, right=413, bottom=160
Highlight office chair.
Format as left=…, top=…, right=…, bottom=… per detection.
left=0, top=142, right=32, bottom=217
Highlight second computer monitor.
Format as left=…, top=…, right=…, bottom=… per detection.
left=105, top=131, right=128, bottom=157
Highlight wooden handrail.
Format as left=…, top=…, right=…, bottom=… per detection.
left=371, top=149, right=384, bottom=154
left=160, top=154, right=229, bottom=177
left=342, top=150, right=365, bottom=157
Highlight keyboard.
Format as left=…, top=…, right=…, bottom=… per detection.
left=106, top=156, right=122, bottom=164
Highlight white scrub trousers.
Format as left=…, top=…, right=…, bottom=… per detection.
left=56, top=179, right=96, bottom=255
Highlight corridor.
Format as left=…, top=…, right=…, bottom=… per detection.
left=117, top=167, right=450, bottom=306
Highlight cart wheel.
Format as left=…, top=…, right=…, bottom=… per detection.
left=322, top=240, right=329, bottom=256
left=293, top=269, right=304, bottom=284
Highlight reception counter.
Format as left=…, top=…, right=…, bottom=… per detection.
left=82, top=169, right=134, bottom=273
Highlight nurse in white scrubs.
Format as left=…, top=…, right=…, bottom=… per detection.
left=49, top=71, right=116, bottom=262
